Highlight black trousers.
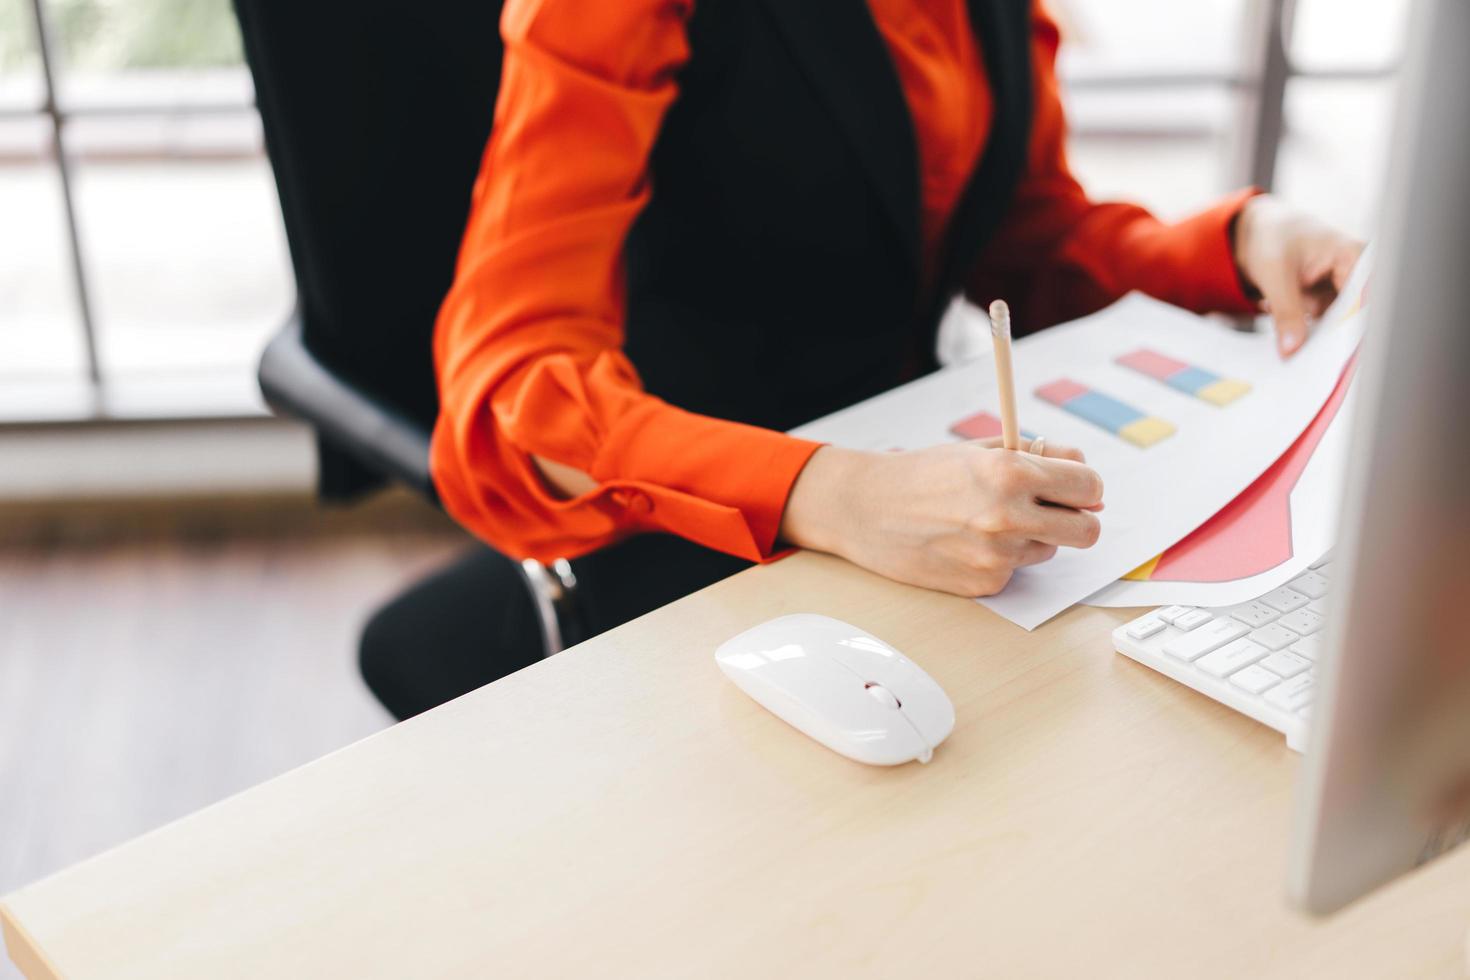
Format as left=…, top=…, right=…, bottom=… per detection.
left=358, top=533, right=750, bottom=719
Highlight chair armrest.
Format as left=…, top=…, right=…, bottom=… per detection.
left=258, top=313, right=586, bottom=659
left=258, top=311, right=436, bottom=500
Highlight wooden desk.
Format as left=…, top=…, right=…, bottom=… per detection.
left=4, top=552, right=1468, bottom=978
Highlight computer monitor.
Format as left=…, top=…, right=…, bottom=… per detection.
left=1288, top=0, right=1470, bottom=915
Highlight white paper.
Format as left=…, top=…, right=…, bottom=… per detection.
left=1083, top=377, right=1355, bottom=608
left=791, top=260, right=1369, bottom=629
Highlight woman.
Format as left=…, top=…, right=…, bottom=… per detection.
left=359, top=0, right=1362, bottom=718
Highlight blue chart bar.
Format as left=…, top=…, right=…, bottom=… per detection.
left=1035, top=378, right=1176, bottom=448
left=1116, top=348, right=1252, bottom=406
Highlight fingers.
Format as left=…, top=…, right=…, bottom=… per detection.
left=965, top=567, right=1013, bottom=598
left=1302, top=279, right=1336, bottom=320
left=1025, top=440, right=1103, bottom=509
left=1299, top=234, right=1364, bottom=319
left=1240, top=195, right=1363, bottom=357
left=1299, top=246, right=1335, bottom=287
left=970, top=434, right=1085, bottom=463
left=1016, top=502, right=1102, bottom=549
left=952, top=539, right=1058, bottom=597
left=1024, top=435, right=1085, bottom=464
left=1020, top=455, right=1105, bottom=511
left=966, top=442, right=1102, bottom=520
left=1014, top=539, right=1059, bottom=567
left=1256, top=255, right=1311, bottom=358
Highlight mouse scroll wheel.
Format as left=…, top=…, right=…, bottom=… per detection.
left=864, top=682, right=902, bottom=709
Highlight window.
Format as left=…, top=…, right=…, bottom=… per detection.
left=0, top=0, right=1408, bottom=424
left=1, top=0, right=291, bottom=421
left=1058, top=0, right=1405, bottom=237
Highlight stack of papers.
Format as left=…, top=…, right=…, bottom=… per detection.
left=791, top=255, right=1372, bottom=630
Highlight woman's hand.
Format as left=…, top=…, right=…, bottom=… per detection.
left=779, top=438, right=1104, bottom=597
left=1233, top=195, right=1366, bottom=358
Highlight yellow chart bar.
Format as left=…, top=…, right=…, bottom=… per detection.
left=1197, top=378, right=1252, bottom=406
left=1118, top=417, right=1176, bottom=448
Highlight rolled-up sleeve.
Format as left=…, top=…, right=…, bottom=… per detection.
left=431, top=0, right=820, bottom=564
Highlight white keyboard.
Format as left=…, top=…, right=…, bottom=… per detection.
left=1112, top=556, right=1334, bottom=752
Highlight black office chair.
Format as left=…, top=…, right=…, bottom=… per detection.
left=234, top=0, right=584, bottom=654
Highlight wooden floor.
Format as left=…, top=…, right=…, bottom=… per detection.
left=0, top=497, right=468, bottom=979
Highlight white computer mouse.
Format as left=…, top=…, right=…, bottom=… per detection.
left=714, top=613, right=955, bottom=765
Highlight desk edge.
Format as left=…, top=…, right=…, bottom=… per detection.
left=2, top=901, right=63, bottom=980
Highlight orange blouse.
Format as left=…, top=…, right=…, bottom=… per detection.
left=431, top=0, right=1257, bottom=566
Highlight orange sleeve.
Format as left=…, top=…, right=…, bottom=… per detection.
left=430, top=0, right=821, bottom=565
left=968, top=3, right=1263, bottom=328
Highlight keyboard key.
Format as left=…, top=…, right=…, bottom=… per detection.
left=1227, top=601, right=1280, bottom=628
left=1261, top=587, right=1310, bottom=614
left=1126, top=617, right=1166, bottom=640
left=1163, top=619, right=1248, bottom=662
left=1310, top=554, right=1333, bottom=571
left=1196, top=637, right=1269, bottom=677
left=1290, top=634, right=1324, bottom=661
left=1173, top=609, right=1214, bottom=632
left=1249, top=623, right=1300, bottom=651
left=1156, top=605, right=1193, bottom=625
left=1279, top=608, right=1325, bottom=636
left=1265, top=674, right=1314, bottom=712
left=1289, top=571, right=1329, bottom=599
left=1260, top=650, right=1311, bottom=678
left=1230, top=664, right=1281, bottom=695
left=1307, top=599, right=1329, bottom=617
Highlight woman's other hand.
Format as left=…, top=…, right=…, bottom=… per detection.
left=1233, top=195, right=1366, bottom=358
left=779, top=438, right=1104, bottom=597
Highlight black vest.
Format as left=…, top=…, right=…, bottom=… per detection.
left=239, top=0, right=1032, bottom=499
left=624, top=0, right=1034, bottom=432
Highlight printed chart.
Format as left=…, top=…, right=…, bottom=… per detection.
left=1088, top=275, right=1373, bottom=608
left=1035, top=378, right=1176, bottom=448
left=1133, top=358, right=1351, bottom=582
left=1088, top=354, right=1356, bottom=607
left=1116, top=348, right=1252, bottom=406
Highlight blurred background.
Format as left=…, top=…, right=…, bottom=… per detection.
left=0, top=0, right=1407, bottom=971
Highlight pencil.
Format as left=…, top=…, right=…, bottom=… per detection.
left=988, top=299, right=1022, bottom=451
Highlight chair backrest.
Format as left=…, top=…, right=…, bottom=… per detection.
left=234, top=0, right=504, bottom=498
